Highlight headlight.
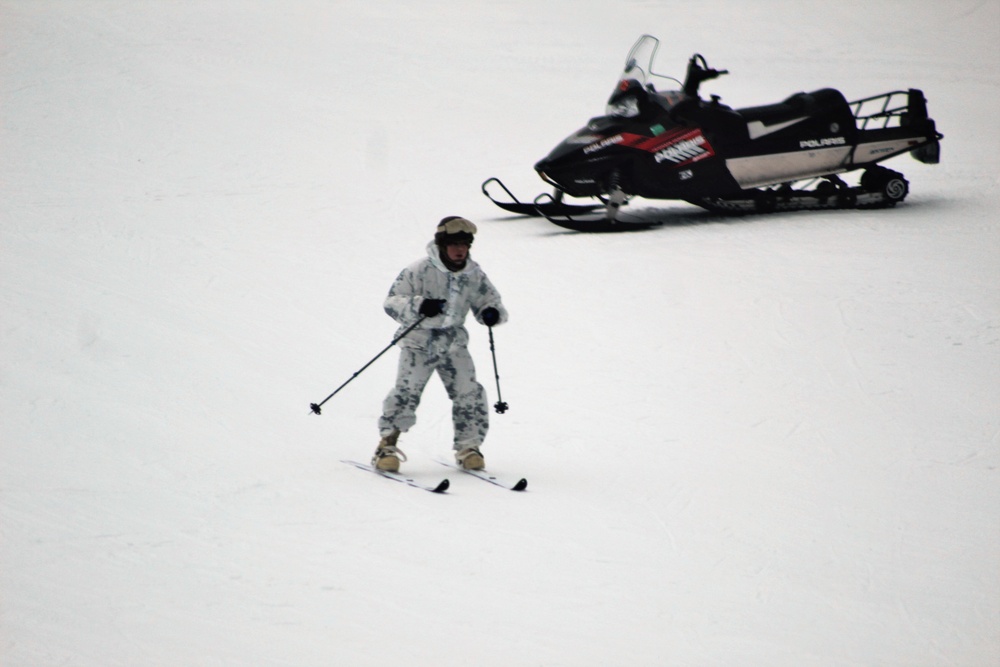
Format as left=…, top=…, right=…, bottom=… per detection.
left=606, top=96, right=639, bottom=118
left=565, top=133, right=602, bottom=145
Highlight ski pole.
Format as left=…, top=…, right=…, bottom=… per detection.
left=309, top=316, right=427, bottom=415
left=487, top=325, right=508, bottom=414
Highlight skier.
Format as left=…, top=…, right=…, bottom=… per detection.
left=373, top=216, right=508, bottom=473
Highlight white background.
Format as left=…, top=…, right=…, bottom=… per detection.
left=2, top=1, right=997, bottom=665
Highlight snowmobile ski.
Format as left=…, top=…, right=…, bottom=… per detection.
left=538, top=208, right=662, bottom=233
left=542, top=213, right=660, bottom=233
left=434, top=458, right=528, bottom=491
left=342, top=460, right=450, bottom=493
left=482, top=177, right=601, bottom=217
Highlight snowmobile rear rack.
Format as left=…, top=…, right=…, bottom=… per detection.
left=849, top=88, right=942, bottom=164
left=850, top=89, right=927, bottom=130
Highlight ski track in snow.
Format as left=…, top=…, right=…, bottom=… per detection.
left=2, top=1, right=999, bottom=666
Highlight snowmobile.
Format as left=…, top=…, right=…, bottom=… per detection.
left=482, top=34, right=943, bottom=232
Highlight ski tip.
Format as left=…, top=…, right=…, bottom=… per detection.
left=433, top=478, right=451, bottom=493
left=512, top=478, right=528, bottom=492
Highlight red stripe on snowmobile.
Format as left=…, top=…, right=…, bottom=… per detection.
left=615, top=129, right=686, bottom=151
left=617, top=129, right=716, bottom=166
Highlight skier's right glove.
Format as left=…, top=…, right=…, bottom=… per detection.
left=419, top=298, right=446, bottom=317
left=481, top=307, right=500, bottom=326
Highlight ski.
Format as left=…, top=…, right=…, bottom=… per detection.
left=341, top=460, right=450, bottom=493
left=433, top=458, right=528, bottom=491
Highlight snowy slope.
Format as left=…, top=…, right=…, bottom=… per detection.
left=2, top=1, right=998, bottom=665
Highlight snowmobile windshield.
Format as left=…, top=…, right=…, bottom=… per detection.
left=606, top=34, right=683, bottom=118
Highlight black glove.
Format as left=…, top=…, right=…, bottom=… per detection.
left=419, top=298, right=446, bottom=317
left=481, top=307, right=500, bottom=326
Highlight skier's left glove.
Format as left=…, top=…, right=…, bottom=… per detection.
left=481, top=307, right=500, bottom=327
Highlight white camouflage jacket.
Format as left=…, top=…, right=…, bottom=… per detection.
left=384, top=242, right=508, bottom=354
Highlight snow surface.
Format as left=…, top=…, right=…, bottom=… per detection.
left=2, top=1, right=998, bottom=665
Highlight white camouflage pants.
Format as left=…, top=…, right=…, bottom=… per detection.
left=378, top=345, right=489, bottom=449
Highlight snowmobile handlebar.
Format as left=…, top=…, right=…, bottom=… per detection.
left=683, top=53, right=728, bottom=98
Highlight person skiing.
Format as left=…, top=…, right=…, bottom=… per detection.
left=373, top=216, right=508, bottom=473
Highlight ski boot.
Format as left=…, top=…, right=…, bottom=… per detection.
left=372, top=430, right=406, bottom=472
left=455, top=446, right=485, bottom=471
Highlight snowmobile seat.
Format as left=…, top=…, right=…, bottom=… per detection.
left=738, top=88, right=857, bottom=136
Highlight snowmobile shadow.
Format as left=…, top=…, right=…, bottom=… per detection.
left=527, top=198, right=945, bottom=235
left=517, top=203, right=753, bottom=235
left=490, top=192, right=947, bottom=235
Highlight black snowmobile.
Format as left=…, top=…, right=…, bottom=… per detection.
left=483, top=34, right=943, bottom=232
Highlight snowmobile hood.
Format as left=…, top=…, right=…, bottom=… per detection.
left=533, top=119, right=613, bottom=168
